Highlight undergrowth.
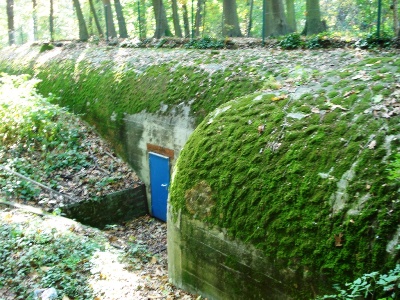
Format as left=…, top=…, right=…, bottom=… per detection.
left=0, top=211, right=104, bottom=299
left=0, top=74, right=121, bottom=203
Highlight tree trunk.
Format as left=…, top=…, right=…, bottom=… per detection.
left=263, top=0, right=273, bottom=37
left=141, top=0, right=147, bottom=38
left=223, top=0, right=242, bottom=37
left=285, top=0, right=296, bottom=32
left=171, top=0, right=183, bottom=37
left=6, top=0, right=15, bottom=45
left=89, top=0, right=104, bottom=36
left=102, top=0, right=117, bottom=39
left=73, top=0, right=89, bottom=41
left=393, top=0, right=399, bottom=37
left=303, top=0, right=325, bottom=35
left=264, top=0, right=289, bottom=36
left=32, top=0, right=38, bottom=41
left=247, top=0, right=254, bottom=37
left=195, top=0, right=205, bottom=37
left=152, top=0, right=172, bottom=38
left=114, top=0, right=128, bottom=38
left=182, top=3, right=190, bottom=38
left=49, top=0, right=54, bottom=41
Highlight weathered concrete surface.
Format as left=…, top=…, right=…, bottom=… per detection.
left=63, top=185, right=148, bottom=228
left=123, top=106, right=195, bottom=211
left=168, top=208, right=297, bottom=300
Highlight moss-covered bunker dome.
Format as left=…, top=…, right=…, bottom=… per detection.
left=169, top=59, right=400, bottom=297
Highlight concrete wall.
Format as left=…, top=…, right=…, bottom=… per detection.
left=64, top=185, right=148, bottom=228
left=123, top=105, right=195, bottom=212
left=168, top=208, right=303, bottom=300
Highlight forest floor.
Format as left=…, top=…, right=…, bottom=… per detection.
left=0, top=42, right=399, bottom=300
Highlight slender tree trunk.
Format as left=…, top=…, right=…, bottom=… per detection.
left=32, top=0, right=38, bottom=41
left=393, top=0, right=399, bottom=37
left=141, top=0, right=147, bottom=38
left=89, top=0, right=104, bottom=36
left=182, top=3, right=190, bottom=37
left=195, top=0, right=205, bottom=36
left=6, top=0, right=15, bottom=45
left=222, top=0, right=242, bottom=37
left=73, top=0, right=89, bottom=41
left=102, top=0, right=117, bottom=38
left=171, top=0, right=183, bottom=37
left=152, top=0, right=172, bottom=38
left=49, top=0, right=54, bottom=41
left=303, top=0, right=325, bottom=35
left=285, top=0, right=296, bottom=32
left=247, top=0, right=254, bottom=37
left=114, top=0, right=128, bottom=38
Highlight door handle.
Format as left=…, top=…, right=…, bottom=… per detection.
left=161, top=183, right=168, bottom=187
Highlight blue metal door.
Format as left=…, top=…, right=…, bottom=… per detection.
left=149, top=152, right=170, bottom=221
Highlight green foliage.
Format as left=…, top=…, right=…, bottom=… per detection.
left=306, top=32, right=331, bottom=49
left=0, top=74, right=120, bottom=203
left=355, top=32, right=394, bottom=49
left=39, top=43, right=55, bottom=53
left=278, top=33, right=304, bottom=49
left=0, top=214, right=103, bottom=299
left=318, top=264, right=400, bottom=299
left=184, top=37, right=225, bottom=49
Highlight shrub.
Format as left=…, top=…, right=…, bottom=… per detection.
left=278, top=33, right=304, bottom=49
left=184, top=37, right=225, bottom=49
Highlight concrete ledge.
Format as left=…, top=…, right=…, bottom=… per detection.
left=63, top=184, right=148, bottom=228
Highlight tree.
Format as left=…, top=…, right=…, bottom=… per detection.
left=303, top=0, right=326, bottom=35
left=247, top=0, right=254, bottom=37
left=393, top=0, right=399, bottom=37
left=195, top=0, right=205, bottom=37
left=32, top=0, right=38, bottom=41
left=102, top=0, right=117, bottom=39
left=49, top=0, right=54, bottom=41
left=264, top=0, right=291, bottom=36
left=223, top=0, right=242, bottom=37
left=89, top=0, right=104, bottom=36
left=152, top=0, right=172, bottom=38
left=73, top=0, right=89, bottom=41
left=181, top=0, right=190, bottom=37
left=114, top=0, right=128, bottom=38
left=285, top=0, right=296, bottom=32
left=6, top=0, right=15, bottom=45
left=171, top=0, right=183, bottom=37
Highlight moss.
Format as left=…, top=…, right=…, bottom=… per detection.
left=170, top=69, right=400, bottom=298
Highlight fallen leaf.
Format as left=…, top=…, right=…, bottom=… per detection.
left=311, top=107, right=320, bottom=114
left=258, top=124, right=265, bottom=135
left=271, top=94, right=288, bottom=101
left=334, top=233, right=344, bottom=247
left=372, top=95, right=383, bottom=103
left=368, top=140, right=377, bottom=149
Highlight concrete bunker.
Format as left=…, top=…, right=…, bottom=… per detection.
left=168, top=91, right=400, bottom=299
left=0, top=44, right=399, bottom=298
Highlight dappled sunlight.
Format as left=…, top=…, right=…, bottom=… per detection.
left=88, top=250, right=143, bottom=299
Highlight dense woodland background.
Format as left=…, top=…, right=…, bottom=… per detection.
left=0, top=0, right=399, bottom=47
